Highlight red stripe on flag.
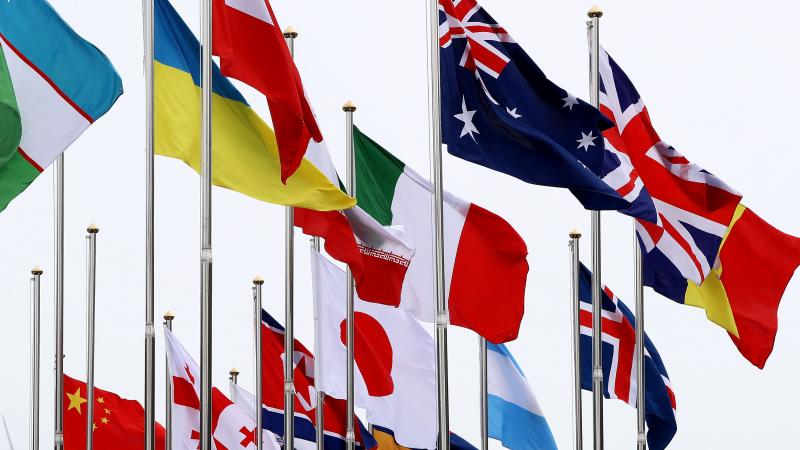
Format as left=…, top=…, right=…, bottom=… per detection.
left=18, top=147, right=43, bottom=172
left=659, top=214, right=704, bottom=279
left=172, top=376, right=200, bottom=409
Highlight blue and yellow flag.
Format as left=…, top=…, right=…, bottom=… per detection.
left=154, top=0, right=353, bottom=211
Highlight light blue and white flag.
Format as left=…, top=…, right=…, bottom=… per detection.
left=488, top=343, right=557, bottom=450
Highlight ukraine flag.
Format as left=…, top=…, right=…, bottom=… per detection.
left=154, top=0, right=354, bottom=211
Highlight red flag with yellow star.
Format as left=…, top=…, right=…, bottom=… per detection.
left=64, top=374, right=166, bottom=449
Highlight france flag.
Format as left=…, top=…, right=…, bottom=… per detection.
left=488, top=343, right=557, bottom=450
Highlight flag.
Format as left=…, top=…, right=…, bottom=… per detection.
left=597, top=47, right=742, bottom=288
left=259, top=309, right=378, bottom=450
left=354, top=127, right=527, bottom=343
left=312, top=250, right=437, bottom=449
left=578, top=265, right=677, bottom=450
left=211, top=389, right=282, bottom=450
left=63, top=375, right=166, bottom=450
left=295, top=137, right=414, bottom=306
left=154, top=0, right=353, bottom=211
left=0, top=0, right=122, bottom=212
left=371, top=426, right=477, bottom=450
left=487, top=343, right=557, bottom=450
left=682, top=205, right=800, bottom=368
left=213, top=0, right=320, bottom=182
left=438, top=0, right=637, bottom=212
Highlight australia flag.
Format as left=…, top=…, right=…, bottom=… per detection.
left=439, top=0, right=637, bottom=212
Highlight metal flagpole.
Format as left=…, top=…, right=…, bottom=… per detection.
left=229, top=368, right=239, bottom=395
left=569, top=230, right=583, bottom=450
left=427, top=1, right=450, bottom=449
left=253, top=276, right=264, bottom=450
left=479, top=338, right=488, bottom=450
left=54, top=154, right=65, bottom=450
left=85, top=224, right=99, bottom=450
left=310, top=235, right=325, bottom=450
left=282, top=25, right=298, bottom=450
left=342, top=100, right=357, bottom=450
left=31, top=266, right=43, bottom=450
left=634, top=235, right=646, bottom=449
left=587, top=6, right=604, bottom=450
left=199, top=0, right=214, bottom=447
left=143, top=0, right=156, bottom=446
left=164, top=311, right=174, bottom=450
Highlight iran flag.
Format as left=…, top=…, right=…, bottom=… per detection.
left=353, top=127, right=528, bottom=343
left=312, top=250, right=437, bottom=450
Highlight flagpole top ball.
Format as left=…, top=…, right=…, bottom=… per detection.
left=283, top=26, right=298, bottom=39
left=569, top=228, right=582, bottom=239
left=342, top=100, right=357, bottom=112
left=87, top=223, right=99, bottom=233
left=253, top=275, right=265, bottom=285
left=31, top=265, right=44, bottom=275
left=587, top=5, right=603, bottom=17
left=163, top=310, right=175, bottom=321
left=229, top=367, right=240, bottom=376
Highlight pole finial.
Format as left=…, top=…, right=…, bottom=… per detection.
left=569, top=228, right=582, bottom=239
left=31, top=265, right=44, bottom=275
left=87, top=223, right=99, bottom=234
left=587, top=4, right=603, bottom=17
left=283, top=26, right=298, bottom=39
left=342, top=100, right=357, bottom=112
left=163, top=310, right=175, bottom=321
left=253, top=275, right=265, bottom=285
left=229, top=367, right=240, bottom=376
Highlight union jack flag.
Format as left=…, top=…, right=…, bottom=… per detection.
left=598, top=48, right=742, bottom=292
left=578, top=265, right=677, bottom=450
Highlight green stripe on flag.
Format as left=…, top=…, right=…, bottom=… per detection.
left=0, top=150, right=40, bottom=212
left=0, top=47, right=21, bottom=167
left=354, top=126, right=404, bottom=226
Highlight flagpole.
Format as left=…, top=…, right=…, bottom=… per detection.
left=31, top=266, right=43, bottom=450
left=53, top=154, right=65, bottom=450
left=164, top=311, right=174, bottom=450
left=343, top=100, right=357, bottom=450
left=85, top=224, right=99, bottom=450
left=143, top=0, right=156, bottom=447
left=587, top=6, right=604, bottom=450
left=569, top=230, right=583, bottom=450
left=282, top=26, right=298, bottom=450
left=229, top=367, right=239, bottom=397
left=253, top=276, right=265, bottom=450
left=634, top=234, right=646, bottom=449
left=427, top=1, right=451, bottom=449
left=479, top=338, right=488, bottom=450
left=199, top=0, right=214, bottom=447
left=311, top=237, right=325, bottom=450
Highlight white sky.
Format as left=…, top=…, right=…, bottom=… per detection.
left=1, top=1, right=798, bottom=449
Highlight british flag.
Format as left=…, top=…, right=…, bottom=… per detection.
left=598, top=48, right=742, bottom=295
left=577, top=264, right=677, bottom=450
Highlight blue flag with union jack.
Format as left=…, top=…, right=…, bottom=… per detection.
left=578, top=264, right=678, bottom=450
left=439, top=0, right=649, bottom=213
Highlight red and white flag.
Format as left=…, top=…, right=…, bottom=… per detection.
left=213, top=0, right=321, bottom=182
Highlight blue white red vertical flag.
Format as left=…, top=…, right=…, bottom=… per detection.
left=486, top=343, right=557, bottom=450
left=597, top=47, right=742, bottom=294
left=438, top=0, right=651, bottom=213
left=577, top=265, right=678, bottom=450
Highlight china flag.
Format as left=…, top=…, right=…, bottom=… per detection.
left=63, top=375, right=166, bottom=449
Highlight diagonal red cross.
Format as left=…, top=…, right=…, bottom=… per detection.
left=239, top=426, right=257, bottom=447
left=438, top=0, right=511, bottom=78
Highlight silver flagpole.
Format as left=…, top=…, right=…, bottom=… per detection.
left=569, top=230, right=583, bottom=450
left=253, top=276, right=265, bottom=450
left=85, top=224, right=99, bottom=450
left=427, top=1, right=450, bottom=449
left=311, top=235, right=325, bottom=450
left=164, top=311, right=174, bottom=450
left=479, top=338, right=488, bottom=450
left=143, top=0, right=156, bottom=447
left=31, top=266, right=43, bottom=450
left=54, top=155, right=65, bottom=450
left=199, top=0, right=214, bottom=447
left=634, top=235, right=646, bottom=449
left=229, top=368, right=239, bottom=390
left=282, top=26, right=298, bottom=450
left=587, top=6, right=604, bottom=450
left=342, top=100, right=357, bottom=450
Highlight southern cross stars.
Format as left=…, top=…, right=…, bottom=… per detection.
left=454, top=97, right=480, bottom=142
left=576, top=131, right=597, bottom=151
left=562, top=93, right=579, bottom=110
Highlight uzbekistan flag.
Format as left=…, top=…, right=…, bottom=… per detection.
left=0, top=0, right=122, bottom=212
left=354, top=127, right=529, bottom=344
left=154, top=0, right=354, bottom=211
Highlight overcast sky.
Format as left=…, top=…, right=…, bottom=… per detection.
left=1, top=1, right=798, bottom=449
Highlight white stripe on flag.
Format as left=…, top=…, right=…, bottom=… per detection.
left=224, top=0, right=274, bottom=25
left=487, top=349, right=545, bottom=416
